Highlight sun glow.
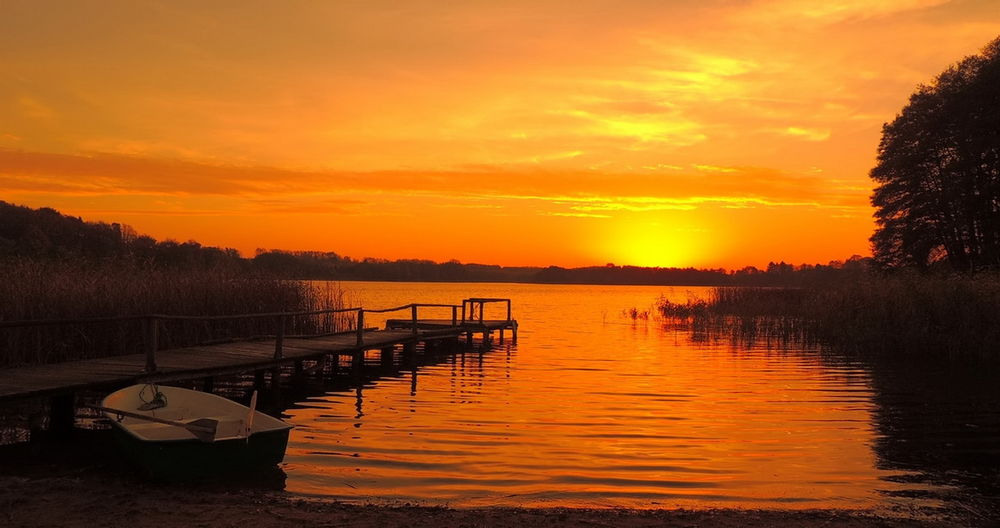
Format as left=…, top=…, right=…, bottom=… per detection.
left=2, top=2, right=996, bottom=268
left=606, top=223, right=709, bottom=268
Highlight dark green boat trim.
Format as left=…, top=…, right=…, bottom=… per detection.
left=109, top=426, right=291, bottom=481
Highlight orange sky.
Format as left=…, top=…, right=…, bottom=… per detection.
left=2, top=1, right=998, bottom=269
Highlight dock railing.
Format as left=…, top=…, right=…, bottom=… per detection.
left=356, top=303, right=462, bottom=345
left=0, top=302, right=485, bottom=372
left=461, top=298, right=513, bottom=326
left=0, top=308, right=362, bottom=372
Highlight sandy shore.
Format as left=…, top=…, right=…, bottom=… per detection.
left=2, top=472, right=980, bottom=528
left=0, top=435, right=986, bottom=528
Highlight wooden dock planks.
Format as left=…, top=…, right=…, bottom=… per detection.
left=0, top=326, right=467, bottom=402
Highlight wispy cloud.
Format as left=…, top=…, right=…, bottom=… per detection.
left=784, top=126, right=832, bottom=141
left=0, top=149, right=870, bottom=210
left=748, top=0, right=953, bottom=23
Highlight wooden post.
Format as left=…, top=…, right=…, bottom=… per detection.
left=478, top=301, right=484, bottom=324
left=351, top=351, right=363, bottom=374
left=451, top=305, right=458, bottom=326
left=273, top=315, right=285, bottom=360
left=329, top=355, right=340, bottom=376
left=461, top=302, right=467, bottom=324
left=380, top=346, right=394, bottom=367
left=144, top=316, right=158, bottom=373
left=506, top=300, right=512, bottom=322
left=411, top=304, right=419, bottom=336
left=356, top=309, right=365, bottom=346
left=48, top=393, right=75, bottom=438
left=272, top=366, right=282, bottom=391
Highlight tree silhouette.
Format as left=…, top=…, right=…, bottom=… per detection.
left=870, top=37, right=1000, bottom=271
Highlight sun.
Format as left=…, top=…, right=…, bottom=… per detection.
left=604, top=224, right=708, bottom=268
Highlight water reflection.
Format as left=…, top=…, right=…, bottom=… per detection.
left=660, top=310, right=1000, bottom=516
left=278, top=282, right=996, bottom=514
left=4, top=281, right=995, bottom=516
left=271, top=283, right=912, bottom=509
left=866, top=356, right=1000, bottom=513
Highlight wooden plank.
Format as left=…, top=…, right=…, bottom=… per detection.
left=0, top=317, right=517, bottom=401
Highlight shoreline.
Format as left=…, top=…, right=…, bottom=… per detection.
left=1, top=472, right=974, bottom=528
left=2, top=407, right=995, bottom=528
left=0, top=440, right=983, bottom=528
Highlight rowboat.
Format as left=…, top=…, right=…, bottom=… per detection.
left=98, top=384, right=292, bottom=480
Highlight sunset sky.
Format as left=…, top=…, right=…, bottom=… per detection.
left=2, top=1, right=998, bottom=269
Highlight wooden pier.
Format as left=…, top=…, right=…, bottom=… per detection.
left=0, top=298, right=517, bottom=407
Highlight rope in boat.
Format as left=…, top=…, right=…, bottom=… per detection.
left=137, top=382, right=167, bottom=411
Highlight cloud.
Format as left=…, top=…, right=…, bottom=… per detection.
left=784, top=126, right=832, bottom=141
left=694, top=164, right=739, bottom=173
left=0, top=149, right=870, bottom=212
left=745, top=0, right=952, bottom=24
left=546, top=212, right=611, bottom=219
left=16, top=97, right=56, bottom=120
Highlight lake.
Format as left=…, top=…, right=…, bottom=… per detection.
left=274, top=281, right=999, bottom=511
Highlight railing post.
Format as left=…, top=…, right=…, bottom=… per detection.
left=144, top=316, right=158, bottom=373
left=479, top=301, right=484, bottom=324
left=411, top=304, right=419, bottom=336
left=273, top=315, right=285, bottom=360
left=356, top=309, right=365, bottom=346
left=506, top=300, right=511, bottom=322
left=451, top=305, right=458, bottom=326
left=461, top=301, right=467, bottom=324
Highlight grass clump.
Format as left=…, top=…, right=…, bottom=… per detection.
left=0, top=259, right=349, bottom=367
left=658, top=275, right=1000, bottom=357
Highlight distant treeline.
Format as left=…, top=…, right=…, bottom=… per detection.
left=252, top=249, right=871, bottom=286
left=0, top=201, right=240, bottom=269
left=0, top=201, right=870, bottom=286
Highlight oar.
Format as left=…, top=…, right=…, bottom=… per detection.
left=91, top=405, right=218, bottom=443
left=243, top=390, right=258, bottom=439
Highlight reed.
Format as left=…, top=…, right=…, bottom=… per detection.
left=0, top=259, right=350, bottom=367
left=658, top=275, right=1000, bottom=357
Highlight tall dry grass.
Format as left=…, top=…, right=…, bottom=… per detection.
left=0, top=259, right=350, bottom=367
left=658, top=275, right=1000, bottom=357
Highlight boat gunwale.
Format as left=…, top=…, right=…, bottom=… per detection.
left=101, top=384, right=293, bottom=443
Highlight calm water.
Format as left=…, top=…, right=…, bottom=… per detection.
left=276, top=282, right=1000, bottom=510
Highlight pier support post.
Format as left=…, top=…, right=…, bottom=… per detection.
left=380, top=346, right=394, bottom=367
left=332, top=355, right=341, bottom=375
left=143, top=316, right=158, bottom=373
left=273, top=315, right=285, bottom=360
left=356, top=310, right=365, bottom=346
left=271, top=366, right=282, bottom=390
left=48, top=393, right=75, bottom=438
left=351, top=350, right=364, bottom=373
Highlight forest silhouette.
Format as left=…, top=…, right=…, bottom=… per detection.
left=0, top=200, right=867, bottom=287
